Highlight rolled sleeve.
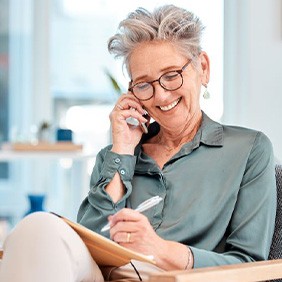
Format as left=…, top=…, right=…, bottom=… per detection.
left=100, top=150, right=136, bottom=182
left=77, top=147, right=137, bottom=235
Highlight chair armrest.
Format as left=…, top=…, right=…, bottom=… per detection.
left=149, top=259, right=282, bottom=282
left=0, top=249, right=3, bottom=259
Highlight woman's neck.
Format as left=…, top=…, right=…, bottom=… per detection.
left=156, top=111, right=202, bottom=150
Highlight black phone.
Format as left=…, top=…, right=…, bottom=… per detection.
left=141, top=112, right=150, bottom=134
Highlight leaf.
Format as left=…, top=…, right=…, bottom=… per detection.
left=104, top=68, right=122, bottom=96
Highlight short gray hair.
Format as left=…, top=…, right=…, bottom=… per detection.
left=108, top=5, right=205, bottom=70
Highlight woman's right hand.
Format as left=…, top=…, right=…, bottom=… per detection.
left=109, top=93, right=148, bottom=155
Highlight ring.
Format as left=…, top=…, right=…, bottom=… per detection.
left=116, top=104, right=124, bottom=110
left=126, top=232, right=131, bottom=243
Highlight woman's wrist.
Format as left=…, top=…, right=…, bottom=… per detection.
left=111, top=144, right=135, bottom=155
left=156, top=240, right=194, bottom=271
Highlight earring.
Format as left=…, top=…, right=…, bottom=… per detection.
left=202, top=83, right=210, bottom=99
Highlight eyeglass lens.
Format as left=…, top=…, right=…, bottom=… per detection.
left=132, top=71, right=183, bottom=100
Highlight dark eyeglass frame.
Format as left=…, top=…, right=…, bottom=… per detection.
left=128, top=59, right=192, bottom=101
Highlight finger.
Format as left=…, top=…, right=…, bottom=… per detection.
left=118, top=92, right=139, bottom=104
left=110, top=208, right=143, bottom=224
left=109, top=210, right=141, bottom=237
left=110, top=221, right=139, bottom=242
left=116, top=104, right=124, bottom=110
left=110, top=219, right=140, bottom=232
left=116, top=97, right=146, bottom=115
left=109, top=210, right=149, bottom=235
left=128, top=109, right=147, bottom=121
left=113, top=109, right=148, bottom=124
left=112, top=231, right=134, bottom=244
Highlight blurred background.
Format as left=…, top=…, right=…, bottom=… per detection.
left=0, top=0, right=281, bottom=244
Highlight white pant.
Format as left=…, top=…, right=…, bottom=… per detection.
left=0, top=212, right=163, bottom=282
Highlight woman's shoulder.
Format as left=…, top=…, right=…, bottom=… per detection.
left=203, top=113, right=272, bottom=151
left=222, top=123, right=270, bottom=140
left=222, top=124, right=273, bottom=153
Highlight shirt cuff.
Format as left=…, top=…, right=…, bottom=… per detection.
left=189, top=246, right=243, bottom=268
left=100, top=150, right=137, bottom=181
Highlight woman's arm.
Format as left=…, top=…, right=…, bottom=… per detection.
left=77, top=148, right=137, bottom=235
left=190, top=132, right=276, bottom=267
left=78, top=94, right=147, bottom=233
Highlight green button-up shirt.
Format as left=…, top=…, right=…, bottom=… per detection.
left=77, top=113, right=276, bottom=268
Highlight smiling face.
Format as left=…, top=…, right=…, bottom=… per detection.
left=128, top=41, right=210, bottom=134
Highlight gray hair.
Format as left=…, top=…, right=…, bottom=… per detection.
left=108, top=5, right=205, bottom=70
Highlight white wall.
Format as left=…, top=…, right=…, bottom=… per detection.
left=223, top=0, right=282, bottom=162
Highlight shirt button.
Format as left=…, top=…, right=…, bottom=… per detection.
left=120, top=169, right=125, bottom=175
left=114, top=158, right=121, bottom=164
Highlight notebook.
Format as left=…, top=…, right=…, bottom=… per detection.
left=51, top=212, right=155, bottom=267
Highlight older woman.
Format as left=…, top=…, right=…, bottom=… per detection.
left=78, top=3, right=276, bottom=277
left=0, top=5, right=276, bottom=282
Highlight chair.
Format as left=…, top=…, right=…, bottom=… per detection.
left=149, top=165, right=282, bottom=282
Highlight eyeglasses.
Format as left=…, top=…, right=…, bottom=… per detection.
left=128, top=59, right=192, bottom=101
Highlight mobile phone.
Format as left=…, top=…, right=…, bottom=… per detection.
left=126, top=112, right=149, bottom=134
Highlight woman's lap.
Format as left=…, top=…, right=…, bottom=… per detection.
left=0, top=212, right=103, bottom=282
left=0, top=212, right=164, bottom=282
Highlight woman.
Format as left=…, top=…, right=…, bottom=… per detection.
left=0, top=5, right=276, bottom=282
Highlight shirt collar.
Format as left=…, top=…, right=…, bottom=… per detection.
left=200, top=112, right=223, bottom=146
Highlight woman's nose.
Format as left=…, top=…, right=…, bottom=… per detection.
left=153, top=82, right=169, bottom=99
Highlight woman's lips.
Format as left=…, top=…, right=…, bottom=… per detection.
left=159, top=97, right=181, bottom=111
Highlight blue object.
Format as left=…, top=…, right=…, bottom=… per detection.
left=56, top=128, right=73, bottom=142
left=24, top=194, right=46, bottom=216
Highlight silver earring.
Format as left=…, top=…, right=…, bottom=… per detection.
left=202, top=83, right=210, bottom=99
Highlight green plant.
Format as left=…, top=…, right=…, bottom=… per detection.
left=104, top=68, right=122, bottom=96
left=39, top=121, right=50, bottom=131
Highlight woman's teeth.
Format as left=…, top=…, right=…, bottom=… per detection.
left=159, top=98, right=181, bottom=111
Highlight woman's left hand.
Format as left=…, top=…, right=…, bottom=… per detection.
left=109, top=208, right=166, bottom=260
left=109, top=208, right=193, bottom=270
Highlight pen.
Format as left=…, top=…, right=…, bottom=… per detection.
left=101, top=195, right=163, bottom=232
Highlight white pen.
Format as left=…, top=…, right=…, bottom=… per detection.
left=101, top=195, right=163, bottom=232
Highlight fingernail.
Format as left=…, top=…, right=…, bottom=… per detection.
left=141, top=123, right=148, bottom=134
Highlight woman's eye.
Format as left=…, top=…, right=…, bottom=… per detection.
left=162, top=72, right=179, bottom=81
left=135, top=82, right=150, bottom=91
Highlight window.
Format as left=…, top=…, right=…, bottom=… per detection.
left=0, top=0, right=9, bottom=178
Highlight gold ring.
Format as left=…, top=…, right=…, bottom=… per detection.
left=126, top=232, right=131, bottom=243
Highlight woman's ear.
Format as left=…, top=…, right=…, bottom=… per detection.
left=199, top=52, right=210, bottom=85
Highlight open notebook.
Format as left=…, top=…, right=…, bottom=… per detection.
left=51, top=213, right=155, bottom=267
